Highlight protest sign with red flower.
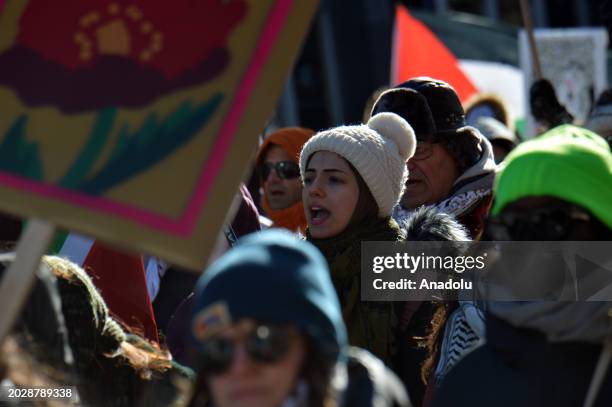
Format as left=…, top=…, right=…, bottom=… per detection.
left=0, top=0, right=246, bottom=111
left=0, top=0, right=319, bottom=269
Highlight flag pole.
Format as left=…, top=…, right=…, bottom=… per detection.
left=0, top=219, right=55, bottom=343
left=520, top=0, right=543, bottom=79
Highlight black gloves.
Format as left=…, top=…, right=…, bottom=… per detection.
left=530, top=79, right=574, bottom=130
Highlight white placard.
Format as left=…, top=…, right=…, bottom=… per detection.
left=519, top=28, right=609, bottom=138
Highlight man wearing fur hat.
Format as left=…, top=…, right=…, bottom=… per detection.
left=371, top=77, right=497, bottom=240
left=255, top=127, right=314, bottom=233
left=370, top=78, right=497, bottom=405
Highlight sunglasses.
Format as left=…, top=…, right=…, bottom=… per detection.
left=260, top=161, right=300, bottom=180
left=485, top=206, right=592, bottom=241
left=198, top=324, right=294, bottom=375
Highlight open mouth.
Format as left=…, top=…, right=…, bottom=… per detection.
left=309, top=206, right=331, bottom=225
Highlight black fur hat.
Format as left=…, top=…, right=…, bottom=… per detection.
left=371, top=77, right=466, bottom=140
left=371, top=77, right=482, bottom=171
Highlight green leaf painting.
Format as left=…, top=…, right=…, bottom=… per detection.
left=0, top=92, right=223, bottom=196
left=59, top=107, right=117, bottom=188
left=0, top=115, right=43, bottom=181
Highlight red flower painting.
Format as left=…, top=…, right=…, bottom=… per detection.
left=0, top=0, right=247, bottom=112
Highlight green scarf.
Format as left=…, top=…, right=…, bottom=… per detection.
left=307, top=215, right=401, bottom=363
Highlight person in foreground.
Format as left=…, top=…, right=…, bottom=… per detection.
left=2, top=254, right=193, bottom=407
left=187, top=229, right=411, bottom=407
left=433, top=125, right=612, bottom=407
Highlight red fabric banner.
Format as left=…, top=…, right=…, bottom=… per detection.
left=392, top=5, right=478, bottom=103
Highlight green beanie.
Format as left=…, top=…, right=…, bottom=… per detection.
left=492, top=125, right=612, bottom=229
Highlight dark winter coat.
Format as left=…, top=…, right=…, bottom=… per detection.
left=393, top=207, right=471, bottom=407
left=433, top=313, right=612, bottom=407
left=343, top=346, right=412, bottom=407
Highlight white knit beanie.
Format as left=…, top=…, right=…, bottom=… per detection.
left=299, top=112, right=416, bottom=217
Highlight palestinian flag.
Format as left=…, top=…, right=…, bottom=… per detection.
left=392, top=5, right=526, bottom=133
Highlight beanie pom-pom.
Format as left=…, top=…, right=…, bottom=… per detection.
left=367, top=112, right=416, bottom=161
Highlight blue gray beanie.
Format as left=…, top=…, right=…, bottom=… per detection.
left=191, top=229, right=347, bottom=362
